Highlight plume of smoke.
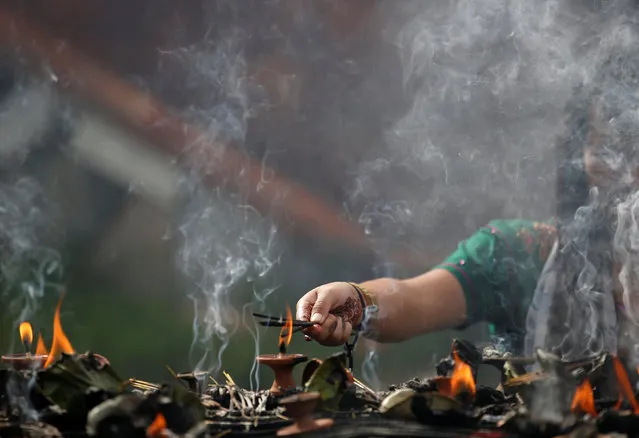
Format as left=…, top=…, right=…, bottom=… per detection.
left=616, top=191, right=639, bottom=325
left=523, top=5, right=639, bottom=417
left=527, top=190, right=618, bottom=361
left=348, top=0, right=639, bottom=260
left=345, top=0, right=581, bottom=389
left=614, top=189, right=639, bottom=365
left=339, top=0, right=639, bottom=391
left=176, top=179, right=280, bottom=379
left=0, top=176, right=61, bottom=420
left=1, top=177, right=62, bottom=336
left=168, top=28, right=281, bottom=380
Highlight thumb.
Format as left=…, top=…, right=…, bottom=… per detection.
left=310, top=288, right=339, bottom=324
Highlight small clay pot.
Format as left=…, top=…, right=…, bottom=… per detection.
left=256, top=353, right=307, bottom=395
left=277, top=391, right=334, bottom=436
left=1, top=354, right=48, bottom=370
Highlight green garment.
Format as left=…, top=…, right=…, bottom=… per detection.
left=435, top=219, right=558, bottom=348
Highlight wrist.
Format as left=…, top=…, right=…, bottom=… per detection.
left=346, top=282, right=377, bottom=328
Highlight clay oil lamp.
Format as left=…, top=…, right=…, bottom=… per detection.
left=276, top=391, right=334, bottom=436
left=2, top=296, right=76, bottom=371
left=1, top=322, right=49, bottom=370
left=256, top=306, right=307, bottom=395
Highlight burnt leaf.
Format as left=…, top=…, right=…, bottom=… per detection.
left=154, top=382, right=205, bottom=433
left=436, top=339, right=482, bottom=379
left=380, top=389, right=475, bottom=427
left=452, top=339, right=482, bottom=367
left=473, top=385, right=508, bottom=407
left=175, top=371, right=207, bottom=392
left=85, top=393, right=145, bottom=437
left=597, top=409, right=639, bottom=435
left=37, top=353, right=124, bottom=411
left=304, top=352, right=352, bottom=410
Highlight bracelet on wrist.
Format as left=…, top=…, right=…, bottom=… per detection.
left=346, top=282, right=377, bottom=330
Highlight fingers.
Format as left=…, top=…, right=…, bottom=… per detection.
left=310, top=288, right=340, bottom=324
left=296, top=288, right=326, bottom=339
left=313, top=314, right=353, bottom=346
left=296, top=289, right=318, bottom=321
left=296, top=282, right=353, bottom=345
left=296, top=285, right=341, bottom=324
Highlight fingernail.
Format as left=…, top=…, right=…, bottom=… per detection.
left=311, top=313, right=322, bottom=323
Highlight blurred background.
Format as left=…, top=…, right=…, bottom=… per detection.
left=2, top=0, right=622, bottom=388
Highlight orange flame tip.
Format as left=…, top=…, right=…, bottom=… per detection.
left=613, top=356, right=639, bottom=414
left=278, top=305, right=293, bottom=353
left=451, top=350, right=476, bottom=397
left=571, top=379, right=597, bottom=417
left=19, top=322, right=33, bottom=348
left=43, top=295, right=75, bottom=368
left=147, top=413, right=168, bottom=438
left=35, top=331, right=48, bottom=356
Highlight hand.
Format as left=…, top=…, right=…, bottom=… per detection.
left=296, top=282, right=363, bottom=346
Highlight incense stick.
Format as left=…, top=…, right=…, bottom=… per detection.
left=352, top=377, right=377, bottom=398
left=223, top=370, right=236, bottom=386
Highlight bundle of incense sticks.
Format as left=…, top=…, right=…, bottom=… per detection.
left=252, top=313, right=318, bottom=335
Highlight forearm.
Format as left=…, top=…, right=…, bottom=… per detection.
left=358, top=269, right=467, bottom=342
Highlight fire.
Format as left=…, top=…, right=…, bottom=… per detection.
left=450, top=350, right=476, bottom=397
left=613, top=356, right=639, bottom=414
left=35, top=331, right=48, bottom=355
left=43, top=295, right=75, bottom=368
left=434, top=376, right=453, bottom=397
left=570, top=379, right=597, bottom=417
left=146, top=413, right=167, bottom=438
left=278, top=305, right=293, bottom=354
left=19, top=321, right=33, bottom=349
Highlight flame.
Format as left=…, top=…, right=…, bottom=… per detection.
left=434, top=376, right=453, bottom=397
left=146, top=413, right=167, bottom=438
left=570, top=379, right=597, bottom=417
left=35, top=331, right=48, bottom=355
left=43, top=295, right=75, bottom=368
left=278, top=305, right=293, bottom=354
left=450, top=350, right=476, bottom=397
left=613, top=356, right=639, bottom=414
left=19, top=322, right=33, bottom=348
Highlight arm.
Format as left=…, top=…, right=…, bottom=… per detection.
left=358, top=270, right=467, bottom=342
left=297, top=219, right=550, bottom=346
left=296, top=269, right=467, bottom=345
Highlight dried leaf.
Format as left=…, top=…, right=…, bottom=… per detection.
left=159, top=382, right=206, bottom=428
left=380, top=389, right=469, bottom=426
left=37, top=353, right=124, bottom=411
left=303, top=352, right=352, bottom=410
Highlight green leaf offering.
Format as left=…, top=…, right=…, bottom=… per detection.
left=37, top=352, right=124, bottom=411
left=303, top=352, right=353, bottom=411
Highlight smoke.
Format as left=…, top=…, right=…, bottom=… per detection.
left=332, top=0, right=639, bottom=390
left=0, top=176, right=61, bottom=420
left=176, top=177, right=280, bottom=379
left=616, top=192, right=639, bottom=325
left=152, top=0, right=639, bottom=389
left=169, top=27, right=281, bottom=379
left=1, top=177, right=62, bottom=338
left=614, top=189, right=639, bottom=365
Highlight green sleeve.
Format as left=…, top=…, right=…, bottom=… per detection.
left=434, top=219, right=557, bottom=333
